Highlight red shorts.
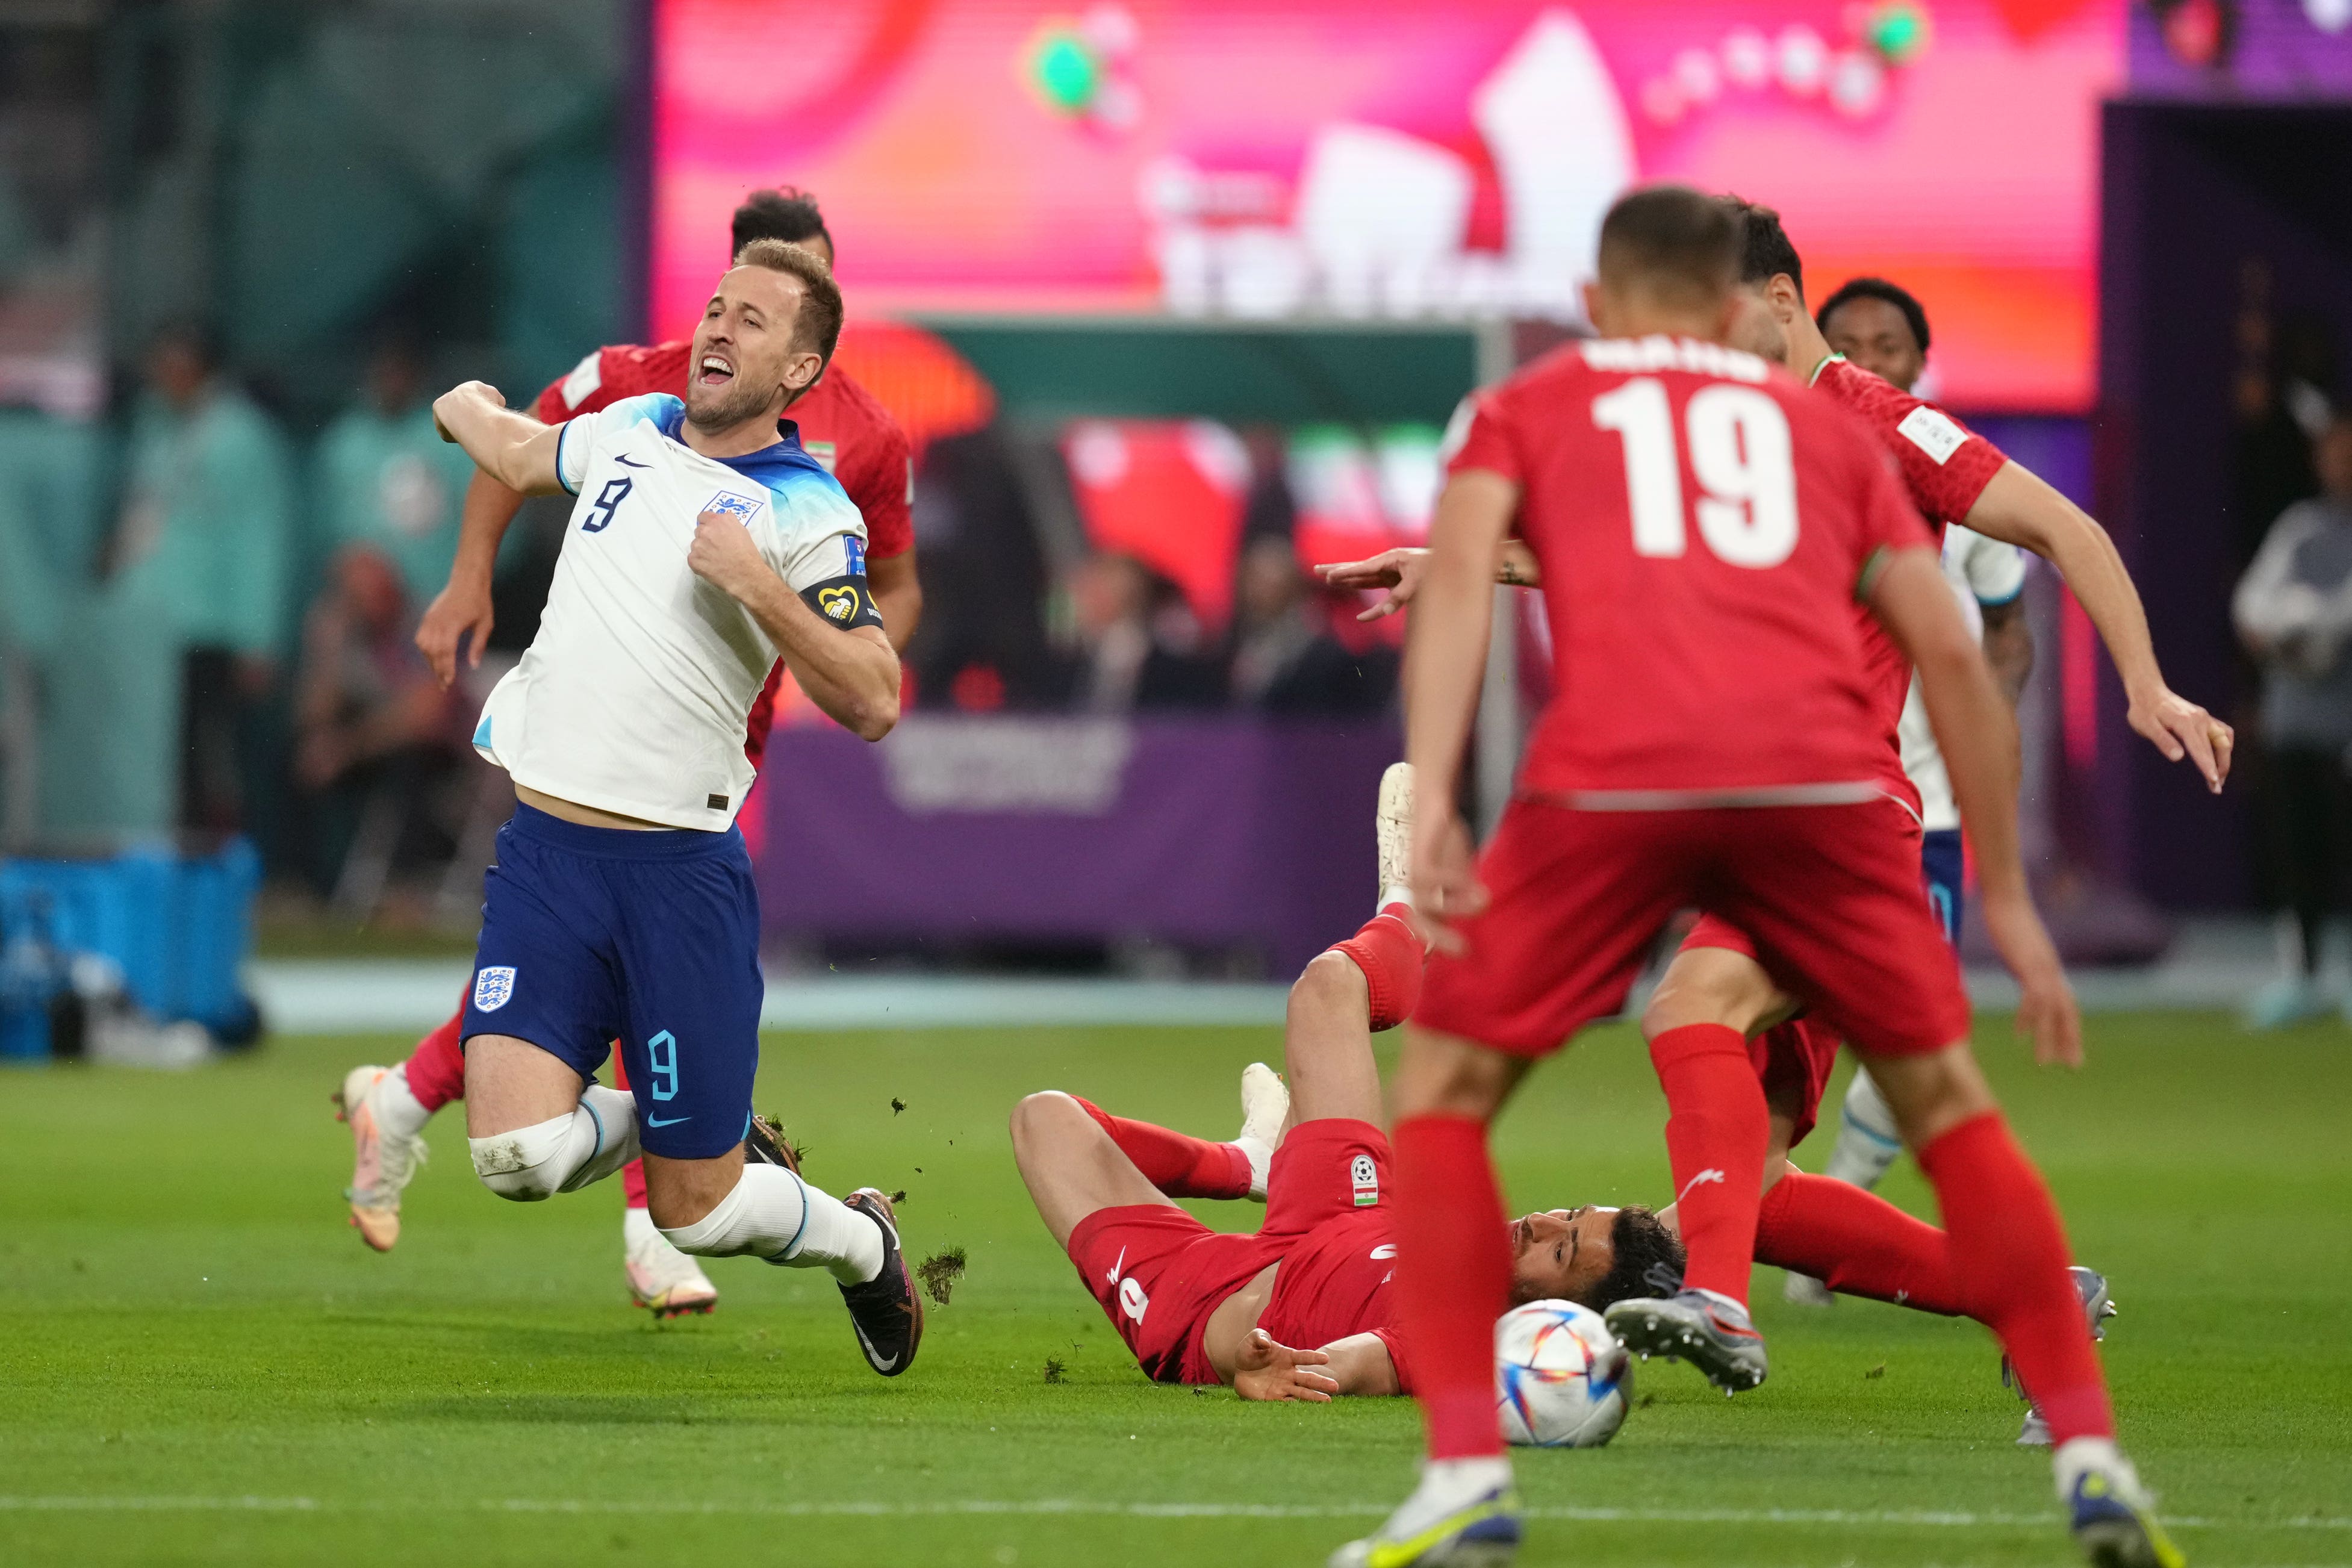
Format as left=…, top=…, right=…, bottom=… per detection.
left=1749, top=1017, right=1842, bottom=1148
left=1063, top=1119, right=1392, bottom=1386
left=1416, top=797, right=1968, bottom=1060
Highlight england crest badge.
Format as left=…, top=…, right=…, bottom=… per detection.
left=703, top=490, right=763, bottom=526
left=473, top=965, right=517, bottom=1013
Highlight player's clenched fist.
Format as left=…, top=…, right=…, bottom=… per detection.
left=686, top=507, right=769, bottom=601
left=431, top=380, right=505, bottom=443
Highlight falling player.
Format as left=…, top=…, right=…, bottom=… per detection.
left=1336, top=187, right=2176, bottom=1568
left=337, top=189, right=920, bottom=1319
left=423, top=238, right=922, bottom=1378
left=1012, top=765, right=1687, bottom=1402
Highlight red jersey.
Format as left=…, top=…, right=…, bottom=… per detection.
left=1252, top=1207, right=1410, bottom=1386
left=1448, top=336, right=1934, bottom=800
left=533, top=341, right=915, bottom=767
left=1809, top=355, right=2009, bottom=794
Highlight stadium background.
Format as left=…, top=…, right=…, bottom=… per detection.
left=0, top=6, right=2348, bottom=1566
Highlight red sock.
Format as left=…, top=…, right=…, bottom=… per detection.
left=1393, top=1113, right=1511, bottom=1458
left=1071, top=1098, right=1252, bottom=1199
left=1331, top=906, right=1425, bottom=1031
left=609, top=1052, right=650, bottom=1210
left=1917, top=1111, right=2114, bottom=1444
left=1755, top=1171, right=1963, bottom=1314
left=1649, top=1024, right=1770, bottom=1308
left=402, top=1012, right=468, bottom=1112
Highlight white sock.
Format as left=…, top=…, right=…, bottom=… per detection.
left=467, top=1086, right=638, bottom=1200
left=1233, top=1135, right=1274, bottom=1199
left=623, top=1204, right=662, bottom=1252
left=659, top=1166, right=885, bottom=1285
left=1380, top=886, right=1415, bottom=915
left=2053, top=1436, right=2128, bottom=1501
left=782, top=1178, right=886, bottom=1285
left=1823, top=1070, right=1905, bottom=1190
left=374, top=1064, right=434, bottom=1142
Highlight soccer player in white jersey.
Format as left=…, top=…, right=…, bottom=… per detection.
left=1787, top=278, right=2042, bottom=1311
left=426, top=238, right=923, bottom=1377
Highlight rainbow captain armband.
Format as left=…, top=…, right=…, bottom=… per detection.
left=800, top=574, right=886, bottom=632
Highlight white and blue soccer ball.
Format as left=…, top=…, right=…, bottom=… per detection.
left=1495, top=1299, right=1631, bottom=1448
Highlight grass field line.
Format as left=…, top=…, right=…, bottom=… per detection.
left=1, top=1496, right=2345, bottom=1531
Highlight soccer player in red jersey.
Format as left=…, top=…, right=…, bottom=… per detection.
left=1012, top=765, right=1686, bottom=1403
left=1335, top=188, right=2176, bottom=1568
left=334, top=189, right=923, bottom=1318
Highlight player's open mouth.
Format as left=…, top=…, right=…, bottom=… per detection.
left=698, top=353, right=735, bottom=387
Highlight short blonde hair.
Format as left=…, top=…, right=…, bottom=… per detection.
left=732, top=238, right=844, bottom=367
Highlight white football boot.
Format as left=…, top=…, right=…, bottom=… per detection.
left=334, top=1065, right=428, bottom=1252
left=624, top=1207, right=718, bottom=1318
left=1236, top=1062, right=1290, bottom=1201
left=1376, top=761, right=1415, bottom=910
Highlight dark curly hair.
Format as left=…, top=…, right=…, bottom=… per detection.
left=1816, top=275, right=1931, bottom=355
left=1578, top=1206, right=1686, bottom=1311
left=732, top=187, right=832, bottom=261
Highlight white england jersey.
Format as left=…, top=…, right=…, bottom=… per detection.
left=471, top=393, right=867, bottom=830
left=1897, top=524, right=2027, bottom=831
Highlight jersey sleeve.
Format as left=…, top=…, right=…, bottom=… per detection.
left=1881, top=394, right=2006, bottom=525
left=773, top=482, right=886, bottom=632
left=1441, top=390, right=1524, bottom=485
left=838, top=415, right=915, bottom=559
left=555, top=392, right=671, bottom=496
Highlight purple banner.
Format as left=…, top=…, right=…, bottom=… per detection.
left=756, top=716, right=1401, bottom=975
left=2130, top=0, right=2352, bottom=98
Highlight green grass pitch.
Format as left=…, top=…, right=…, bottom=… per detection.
left=1, top=1013, right=2347, bottom=1567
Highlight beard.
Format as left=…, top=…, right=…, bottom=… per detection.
left=685, top=373, right=776, bottom=433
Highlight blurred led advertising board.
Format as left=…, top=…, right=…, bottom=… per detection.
left=654, top=1, right=2121, bottom=410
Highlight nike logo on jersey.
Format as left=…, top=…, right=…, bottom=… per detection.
left=647, top=1115, right=692, bottom=1128
left=1106, top=1247, right=1127, bottom=1287
left=1369, top=1243, right=1398, bottom=1260
left=614, top=455, right=650, bottom=468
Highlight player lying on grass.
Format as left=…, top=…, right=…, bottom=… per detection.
left=1013, top=770, right=2115, bottom=1413
left=1010, top=767, right=1686, bottom=1401
left=337, top=187, right=921, bottom=1322
left=422, top=238, right=922, bottom=1379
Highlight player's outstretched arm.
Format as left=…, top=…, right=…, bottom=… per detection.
left=1870, top=546, right=2082, bottom=1068
left=431, top=381, right=565, bottom=497
left=415, top=468, right=529, bottom=688
left=1316, top=539, right=1542, bottom=622
left=686, top=514, right=901, bottom=741
left=1963, top=462, right=2232, bottom=791
left=1400, top=470, right=1519, bottom=945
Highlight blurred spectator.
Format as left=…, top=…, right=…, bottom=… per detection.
left=1054, top=552, right=1223, bottom=712
left=1227, top=535, right=1398, bottom=715
left=315, top=336, right=478, bottom=607
left=2232, top=414, right=2352, bottom=1028
left=293, top=544, right=461, bottom=906
left=107, top=323, right=293, bottom=836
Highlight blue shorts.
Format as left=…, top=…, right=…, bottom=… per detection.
left=462, top=803, right=763, bottom=1160
left=1920, top=827, right=1964, bottom=948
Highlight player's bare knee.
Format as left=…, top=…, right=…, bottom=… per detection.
left=1287, top=950, right=1367, bottom=1025
left=1644, top=951, right=1778, bottom=1040
left=1010, top=1091, right=1087, bottom=1162
left=1862, top=1042, right=1993, bottom=1146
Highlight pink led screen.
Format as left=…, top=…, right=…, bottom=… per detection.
left=655, top=1, right=2121, bottom=410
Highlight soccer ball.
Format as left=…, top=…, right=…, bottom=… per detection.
left=1495, top=1299, right=1631, bottom=1448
